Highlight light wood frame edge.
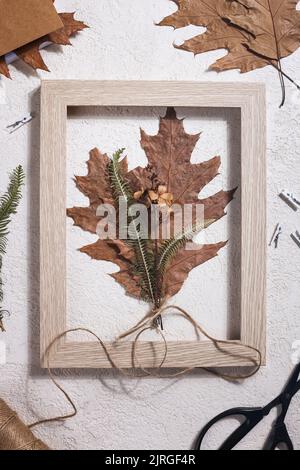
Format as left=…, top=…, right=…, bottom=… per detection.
left=40, top=81, right=266, bottom=369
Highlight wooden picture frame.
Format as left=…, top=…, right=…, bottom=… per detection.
left=40, top=81, right=266, bottom=369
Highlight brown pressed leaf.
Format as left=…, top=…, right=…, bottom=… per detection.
left=141, top=108, right=221, bottom=204
left=48, top=13, right=88, bottom=45
left=0, top=57, right=10, bottom=79
left=108, top=239, right=135, bottom=262
left=67, top=206, right=100, bottom=234
left=107, top=242, right=141, bottom=297
left=163, top=242, right=227, bottom=298
left=158, top=0, right=268, bottom=73
left=75, top=148, right=114, bottom=208
left=127, top=165, right=154, bottom=193
left=80, top=239, right=120, bottom=264
left=110, top=266, right=142, bottom=298
left=16, top=42, right=50, bottom=72
left=225, top=0, right=300, bottom=105
left=226, top=0, right=300, bottom=61
left=68, top=108, right=234, bottom=302
left=80, top=239, right=141, bottom=298
left=0, top=9, right=87, bottom=77
left=158, top=0, right=300, bottom=104
left=200, top=189, right=237, bottom=221
left=80, top=238, right=132, bottom=268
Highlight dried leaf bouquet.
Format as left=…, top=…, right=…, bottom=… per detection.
left=68, top=109, right=235, bottom=322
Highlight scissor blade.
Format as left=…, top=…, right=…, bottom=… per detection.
left=281, top=362, right=300, bottom=395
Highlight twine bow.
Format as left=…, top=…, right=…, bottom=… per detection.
left=29, top=304, right=261, bottom=430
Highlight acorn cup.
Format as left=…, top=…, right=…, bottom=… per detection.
left=0, top=399, right=50, bottom=450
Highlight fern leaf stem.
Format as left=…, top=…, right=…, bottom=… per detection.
left=109, top=150, right=156, bottom=305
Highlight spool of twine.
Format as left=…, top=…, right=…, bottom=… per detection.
left=0, top=399, right=49, bottom=450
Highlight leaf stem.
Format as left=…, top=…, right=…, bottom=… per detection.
left=245, top=46, right=300, bottom=105
left=266, top=0, right=285, bottom=107
left=153, top=238, right=163, bottom=329
left=270, top=62, right=300, bottom=91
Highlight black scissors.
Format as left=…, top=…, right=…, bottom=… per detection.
left=195, top=362, right=300, bottom=450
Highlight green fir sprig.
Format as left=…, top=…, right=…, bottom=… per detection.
left=0, top=166, right=25, bottom=331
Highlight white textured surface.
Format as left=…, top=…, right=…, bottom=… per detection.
left=0, top=0, right=300, bottom=450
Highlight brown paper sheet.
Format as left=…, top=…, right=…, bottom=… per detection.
left=0, top=0, right=63, bottom=56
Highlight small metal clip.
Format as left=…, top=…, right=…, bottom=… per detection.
left=269, top=223, right=282, bottom=248
left=279, top=190, right=300, bottom=211
left=291, top=230, right=300, bottom=248
left=6, top=113, right=34, bottom=134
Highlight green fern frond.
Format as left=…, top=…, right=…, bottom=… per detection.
left=130, top=238, right=155, bottom=303
left=108, top=150, right=156, bottom=305
left=0, top=258, right=3, bottom=304
left=108, top=149, right=133, bottom=203
left=158, top=219, right=215, bottom=276
left=0, top=165, right=25, bottom=304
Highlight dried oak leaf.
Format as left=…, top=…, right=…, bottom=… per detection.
left=68, top=108, right=235, bottom=301
left=67, top=148, right=138, bottom=296
left=0, top=11, right=88, bottom=78
left=67, top=148, right=128, bottom=233
left=225, top=0, right=300, bottom=62
left=158, top=0, right=300, bottom=74
left=140, top=107, right=236, bottom=222
left=164, top=241, right=227, bottom=298
left=80, top=239, right=141, bottom=298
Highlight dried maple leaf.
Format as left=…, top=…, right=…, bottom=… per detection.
left=226, top=0, right=300, bottom=60
left=0, top=8, right=88, bottom=78
left=68, top=109, right=235, bottom=304
left=158, top=1, right=265, bottom=72
left=0, top=57, right=10, bottom=79
left=158, top=0, right=300, bottom=105
left=225, top=0, right=300, bottom=105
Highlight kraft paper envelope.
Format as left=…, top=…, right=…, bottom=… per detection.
left=0, top=0, right=63, bottom=57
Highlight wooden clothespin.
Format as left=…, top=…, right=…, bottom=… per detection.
left=0, top=317, right=5, bottom=332
left=280, top=190, right=300, bottom=211
left=269, top=223, right=283, bottom=249
left=291, top=230, right=300, bottom=248
left=6, top=113, right=34, bottom=134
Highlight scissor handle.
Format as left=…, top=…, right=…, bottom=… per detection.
left=195, top=407, right=264, bottom=450
left=264, top=423, right=294, bottom=450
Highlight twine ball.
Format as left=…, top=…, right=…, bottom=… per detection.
left=0, top=399, right=49, bottom=450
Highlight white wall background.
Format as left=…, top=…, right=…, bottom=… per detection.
left=0, top=0, right=299, bottom=450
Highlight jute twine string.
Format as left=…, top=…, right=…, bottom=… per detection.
left=29, top=304, right=261, bottom=430
left=0, top=399, right=49, bottom=450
